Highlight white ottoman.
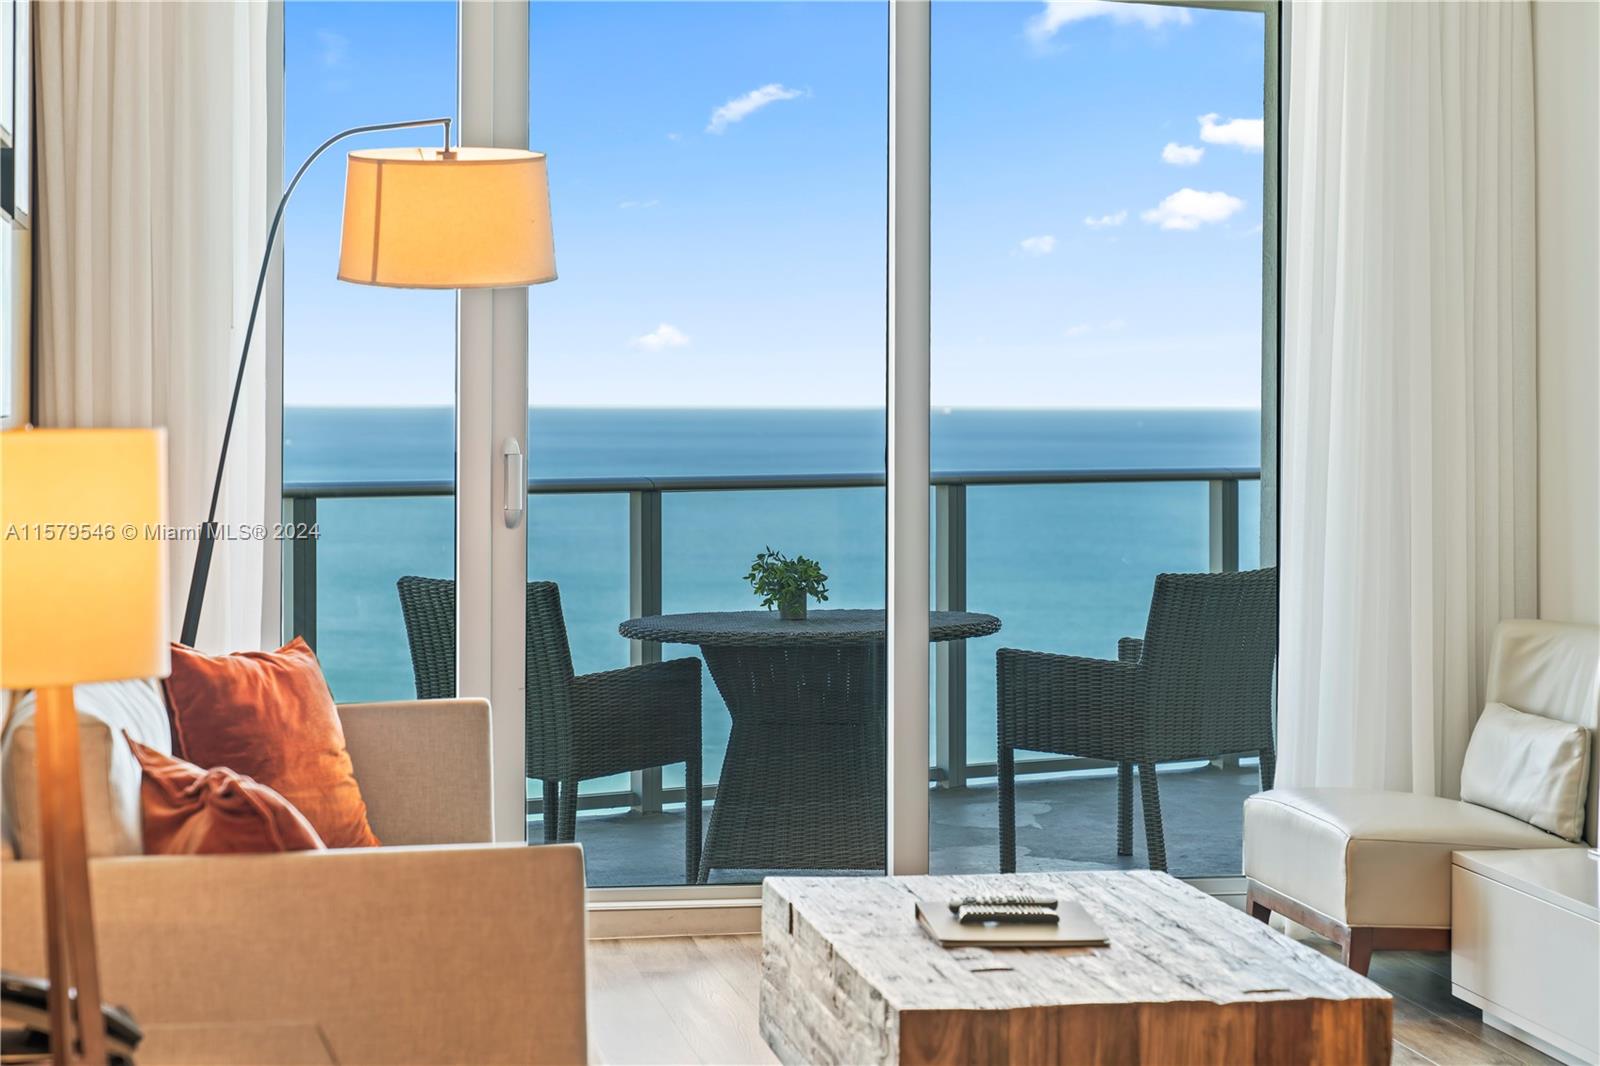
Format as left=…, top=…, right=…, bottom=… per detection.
left=1451, top=848, right=1599, bottom=1066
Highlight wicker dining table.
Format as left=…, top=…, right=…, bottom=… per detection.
left=618, top=609, right=1001, bottom=882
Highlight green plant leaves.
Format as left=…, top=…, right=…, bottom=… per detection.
left=745, top=545, right=830, bottom=610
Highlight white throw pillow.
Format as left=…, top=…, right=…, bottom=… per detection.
left=1460, top=701, right=1592, bottom=842
left=1, top=679, right=173, bottom=858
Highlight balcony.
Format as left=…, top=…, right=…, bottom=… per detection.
left=282, top=465, right=1262, bottom=886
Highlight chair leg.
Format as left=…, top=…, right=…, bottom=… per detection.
left=1137, top=761, right=1167, bottom=872
left=1342, top=928, right=1375, bottom=975
left=1259, top=747, right=1277, bottom=791
left=1116, top=761, right=1134, bottom=856
left=1246, top=888, right=1271, bottom=924
left=558, top=779, right=578, bottom=843
left=998, top=746, right=1017, bottom=873
left=684, top=755, right=702, bottom=886
left=542, top=780, right=559, bottom=845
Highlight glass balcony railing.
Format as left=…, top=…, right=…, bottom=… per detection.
left=282, top=465, right=1261, bottom=823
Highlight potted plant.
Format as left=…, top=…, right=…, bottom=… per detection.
left=745, top=546, right=829, bottom=621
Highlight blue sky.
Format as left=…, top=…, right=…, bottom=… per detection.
left=284, top=1, right=1265, bottom=408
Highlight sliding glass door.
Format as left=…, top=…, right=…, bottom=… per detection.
left=522, top=0, right=889, bottom=885
left=929, top=0, right=1277, bottom=879
left=279, top=0, right=1277, bottom=902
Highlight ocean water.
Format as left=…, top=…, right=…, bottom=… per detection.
left=285, top=407, right=1261, bottom=791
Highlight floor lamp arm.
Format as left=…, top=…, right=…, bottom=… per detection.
left=179, top=117, right=452, bottom=648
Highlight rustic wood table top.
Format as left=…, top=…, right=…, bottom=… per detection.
left=760, top=871, right=1393, bottom=1065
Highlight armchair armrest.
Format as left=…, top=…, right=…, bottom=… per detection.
left=338, top=699, right=491, bottom=844
left=561, top=658, right=701, bottom=779
left=571, top=657, right=701, bottom=721
left=996, top=648, right=1143, bottom=754
left=1118, top=637, right=1144, bottom=663
left=1, top=844, right=587, bottom=1065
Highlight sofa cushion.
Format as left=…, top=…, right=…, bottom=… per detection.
left=1, top=679, right=172, bottom=858
left=165, top=638, right=380, bottom=849
left=1243, top=787, right=1579, bottom=928
left=128, top=736, right=325, bottom=854
left=1461, top=702, right=1591, bottom=841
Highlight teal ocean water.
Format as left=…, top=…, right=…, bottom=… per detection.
left=285, top=407, right=1261, bottom=790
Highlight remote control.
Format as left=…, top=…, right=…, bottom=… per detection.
left=955, top=903, right=1061, bottom=925
left=946, top=893, right=1058, bottom=914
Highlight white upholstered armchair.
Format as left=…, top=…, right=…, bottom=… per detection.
left=1244, top=620, right=1598, bottom=975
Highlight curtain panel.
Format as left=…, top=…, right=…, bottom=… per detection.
left=1279, top=0, right=1539, bottom=797
left=34, top=0, right=277, bottom=652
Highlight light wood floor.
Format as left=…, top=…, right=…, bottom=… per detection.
left=589, top=935, right=1559, bottom=1066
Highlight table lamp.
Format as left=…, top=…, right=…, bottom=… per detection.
left=0, top=427, right=170, bottom=1065
left=179, top=118, right=556, bottom=646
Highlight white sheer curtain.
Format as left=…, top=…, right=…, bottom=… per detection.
left=1279, top=0, right=1539, bottom=798
left=33, top=1, right=278, bottom=652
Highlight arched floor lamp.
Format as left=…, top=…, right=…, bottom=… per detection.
left=180, top=118, right=557, bottom=646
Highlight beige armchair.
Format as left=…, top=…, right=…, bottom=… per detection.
left=1, top=698, right=588, bottom=1065
left=1244, top=621, right=1598, bottom=974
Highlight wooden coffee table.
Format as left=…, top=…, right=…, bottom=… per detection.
left=137, top=1021, right=336, bottom=1064
left=759, top=872, right=1391, bottom=1065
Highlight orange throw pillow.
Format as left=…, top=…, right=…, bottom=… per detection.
left=127, top=736, right=325, bottom=854
left=164, top=638, right=380, bottom=848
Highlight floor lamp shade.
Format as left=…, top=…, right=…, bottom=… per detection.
left=0, top=428, right=171, bottom=688
left=337, top=147, right=557, bottom=288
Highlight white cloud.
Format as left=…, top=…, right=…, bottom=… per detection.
left=1141, top=188, right=1245, bottom=230
left=1161, top=142, right=1204, bottom=166
left=1026, top=1, right=1190, bottom=45
left=1019, top=235, right=1057, bottom=256
left=1083, top=210, right=1128, bottom=229
left=706, top=84, right=804, bottom=134
left=618, top=199, right=660, bottom=210
left=1198, top=113, right=1264, bottom=151
left=315, top=29, right=348, bottom=69
left=631, top=323, right=690, bottom=351
left=1065, top=319, right=1127, bottom=338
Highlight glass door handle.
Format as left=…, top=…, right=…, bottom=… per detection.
left=503, top=438, right=526, bottom=528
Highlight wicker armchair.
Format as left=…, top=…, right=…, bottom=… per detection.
left=997, top=567, right=1277, bottom=873
left=397, top=577, right=703, bottom=882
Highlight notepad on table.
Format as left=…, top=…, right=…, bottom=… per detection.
left=914, top=899, right=1109, bottom=948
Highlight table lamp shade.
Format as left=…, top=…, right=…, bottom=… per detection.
left=337, top=147, right=557, bottom=288
left=0, top=429, right=171, bottom=688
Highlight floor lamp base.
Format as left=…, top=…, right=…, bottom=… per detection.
left=33, top=686, right=108, bottom=1066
